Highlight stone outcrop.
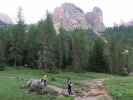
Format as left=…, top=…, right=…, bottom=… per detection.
left=53, top=3, right=105, bottom=34
left=53, top=3, right=88, bottom=33
left=0, top=13, right=12, bottom=27
left=85, top=7, right=105, bottom=33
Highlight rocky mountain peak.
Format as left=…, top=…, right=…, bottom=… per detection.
left=85, top=7, right=105, bottom=33
left=62, top=3, right=84, bottom=13
left=53, top=3, right=105, bottom=34
left=93, top=7, right=102, bottom=15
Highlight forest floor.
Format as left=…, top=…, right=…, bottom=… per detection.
left=0, top=67, right=133, bottom=100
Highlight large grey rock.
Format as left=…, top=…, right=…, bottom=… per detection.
left=26, top=79, right=45, bottom=90
left=24, top=79, right=47, bottom=94
left=53, top=3, right=105, bottom=34
left=24, top=79, right=62, bottom=95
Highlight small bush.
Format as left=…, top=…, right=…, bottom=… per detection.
left=46, top=68, right=60, bottom=74
left=50, top=77, right=57, bottom=81
left=0, top=65, right=5, bottom=71
left=119, top=67, right=129, bottom=76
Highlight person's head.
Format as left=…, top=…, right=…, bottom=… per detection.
left=44, top=75, right=47, bottom=78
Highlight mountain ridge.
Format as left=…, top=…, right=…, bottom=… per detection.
left=52, top=3, right=105, bottom=34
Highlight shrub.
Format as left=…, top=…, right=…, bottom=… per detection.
left=50, top=77, right=57, bottom=81
left=0, top=64, right=5, bottom=71
left=119, top=67, right=129, bottom=76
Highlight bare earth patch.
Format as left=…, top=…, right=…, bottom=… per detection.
left=46, top=79, right=113, bottom=100
left=74, top=79, right=112, bottom=100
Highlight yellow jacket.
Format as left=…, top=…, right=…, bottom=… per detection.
left=42, top=75, right=48, bottom=80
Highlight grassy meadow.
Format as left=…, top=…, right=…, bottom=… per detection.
left=0, top=67, right=132, bottom=100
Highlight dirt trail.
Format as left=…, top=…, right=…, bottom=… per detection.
left=74, top=79, right=112, bottom=100
left=48, top=79, right=112, bottom=100
left=48, top=85, right=64, bottom=95
left=75, top=96, right=97, bottom=100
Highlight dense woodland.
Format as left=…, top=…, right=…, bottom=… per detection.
left=0, top=8, right=133, bottom=75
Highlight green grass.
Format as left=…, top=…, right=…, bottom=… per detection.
left=0, top=67, right=133, bottom=100
left=105, top=76, right=133, bottom=100
left=0, top=68, right=74, bottom=100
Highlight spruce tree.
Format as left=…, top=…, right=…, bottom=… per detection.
left=38, top=12, right=57, bottom=71
left=8, top=7, right=25, bottom=66
left=23, top=24, right=40, bottom=67
left=57, top=27, right=72, bottom=69
left=71, top=29, right=89, bottom=71
left=90, top=37, right=108, bottom=73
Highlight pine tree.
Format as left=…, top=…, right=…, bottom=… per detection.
left=71, top=29, right=89, bottom=71
left=90, top=37, right=108, bottom=73
left=23, top=24, right=40, bottom=67
left=8, top=7, right=25, bottom=66
left=57, top=27, right=72, bottom=69
left=38, top=12, right=57, bottom=71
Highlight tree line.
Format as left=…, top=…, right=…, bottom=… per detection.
left=0, top=8, right=132, bottom=75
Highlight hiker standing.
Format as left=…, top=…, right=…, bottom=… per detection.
left=41, top=75, right=48, bottom=87
left=66, top=79, right=73, bottom=95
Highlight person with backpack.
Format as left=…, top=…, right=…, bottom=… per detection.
left=66, top=79, right=73, bottom=95
left=41, top=75, right=48, bottom=87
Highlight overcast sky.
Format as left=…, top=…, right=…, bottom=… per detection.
left=0, top=0, right=133, bottom=26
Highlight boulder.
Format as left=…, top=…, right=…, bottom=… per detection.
left=24, top=79, right=47, bottom=94
left=24, top=79, right=63, bottom=95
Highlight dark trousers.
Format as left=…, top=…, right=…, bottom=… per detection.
left=41, top=79, right=47, bottom=86
left=68, top=86, right=72, bottom=95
